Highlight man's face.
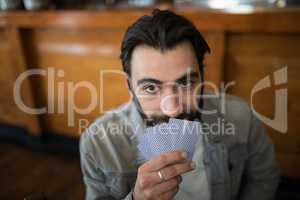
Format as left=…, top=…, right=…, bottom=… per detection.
left=130, top=41, right=202, bottom=125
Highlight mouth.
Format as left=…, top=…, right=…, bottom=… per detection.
left=145, top=111, right=201, bottom=127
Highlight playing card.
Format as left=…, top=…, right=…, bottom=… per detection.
left=169, top=118, right=200, bottom=160
left=147, top=122, right=178, bottom=157
left=137, top=126, right=155, bottom=160
left=137, top=118, right=201, bottom=161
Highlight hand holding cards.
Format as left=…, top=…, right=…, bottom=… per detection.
left=133, top=151, right=195, bottom=200
left=134, top=119, right=200, bottom=200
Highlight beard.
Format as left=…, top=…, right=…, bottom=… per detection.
left=144, top=110, right=202, bottom=127
left=132, top=92, right=203, bottom=127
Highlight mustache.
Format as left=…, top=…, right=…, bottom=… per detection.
left=131, top=90, right=204, bottom=127
left=145, top=111, right=201, bottom=127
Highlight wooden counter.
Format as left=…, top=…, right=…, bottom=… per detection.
left=0, top=6, right=299, bottom=178
left=1, top=6, right=300, bottom=31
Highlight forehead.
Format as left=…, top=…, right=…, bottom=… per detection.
left=130, top=41, right=199, bottom=82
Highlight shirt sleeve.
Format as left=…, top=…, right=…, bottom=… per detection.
left=239, top=113, right=280, bottom=200
left=79, top=132, right=135, bottom=200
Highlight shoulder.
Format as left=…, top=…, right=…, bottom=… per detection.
left=223, top=94, right=252, bottom=122
left=204, top=93, right=252, bottom=124
left=204, top=93, right=255, bottom=145
left=80, top=102, right=137, bottom=173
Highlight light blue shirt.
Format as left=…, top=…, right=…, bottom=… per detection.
left=80, top=94, right=280, bottom=200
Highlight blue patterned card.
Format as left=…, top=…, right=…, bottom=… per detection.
left=138, top=118, right=201, bottom=161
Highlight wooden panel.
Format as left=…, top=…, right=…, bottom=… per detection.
left=0, top=8, right=300, bottom=32
left=225, top=33, right=300, bottom=178
left=202, top=32, right=225, bottom=91
left=22, top=28, right=226, bottom=137
left=0, top=29, right=23, bottom=125
left=0, top=28, right=40, bottom=134
left=24, top=28, right=130, bottom=137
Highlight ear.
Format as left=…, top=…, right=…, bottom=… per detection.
left=126, top=79, right=132, bottom=91
left=126, top=79, right=135, bottom=102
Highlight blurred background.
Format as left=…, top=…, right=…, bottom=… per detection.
left=0, top=0, right=299, bottom=199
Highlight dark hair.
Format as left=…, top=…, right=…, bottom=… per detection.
left=120, top=9, right=210, bottom=80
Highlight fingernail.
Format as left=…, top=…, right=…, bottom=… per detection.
left=181, top=151, right=188, bottom=159
left=190, top=162, right=196, bottom=169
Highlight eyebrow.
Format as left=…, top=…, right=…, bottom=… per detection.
left=136, top=70, right=200, bottom=86
left=175, top=71, right=200, bottom=84
left=137, top=78, right=163, bottom=86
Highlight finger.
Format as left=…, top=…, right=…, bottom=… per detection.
left=160, top=161, right=195, bottom=180
left=151, top=176, right=182, bottom=197
left=138, top=161, right=192, bottom=189
left=137, top=168, right=182, bottom=189
left=141, top=151, right=188, bottom=172
left=157, top=185, right=179, bottom=200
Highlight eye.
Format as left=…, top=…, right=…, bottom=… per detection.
left=178, top=80, right=197, bottom=88
left=143, top=84, right=160, bottom=95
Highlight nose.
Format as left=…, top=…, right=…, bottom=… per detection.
left=160, top=87, right=183, bottom=118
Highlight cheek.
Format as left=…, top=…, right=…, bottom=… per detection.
left=137, top=96, right=162, bottom=115
left=180, top=88, right=201, bottom=111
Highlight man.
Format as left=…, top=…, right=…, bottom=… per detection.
left=80, top=9, right=279, bottom=200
